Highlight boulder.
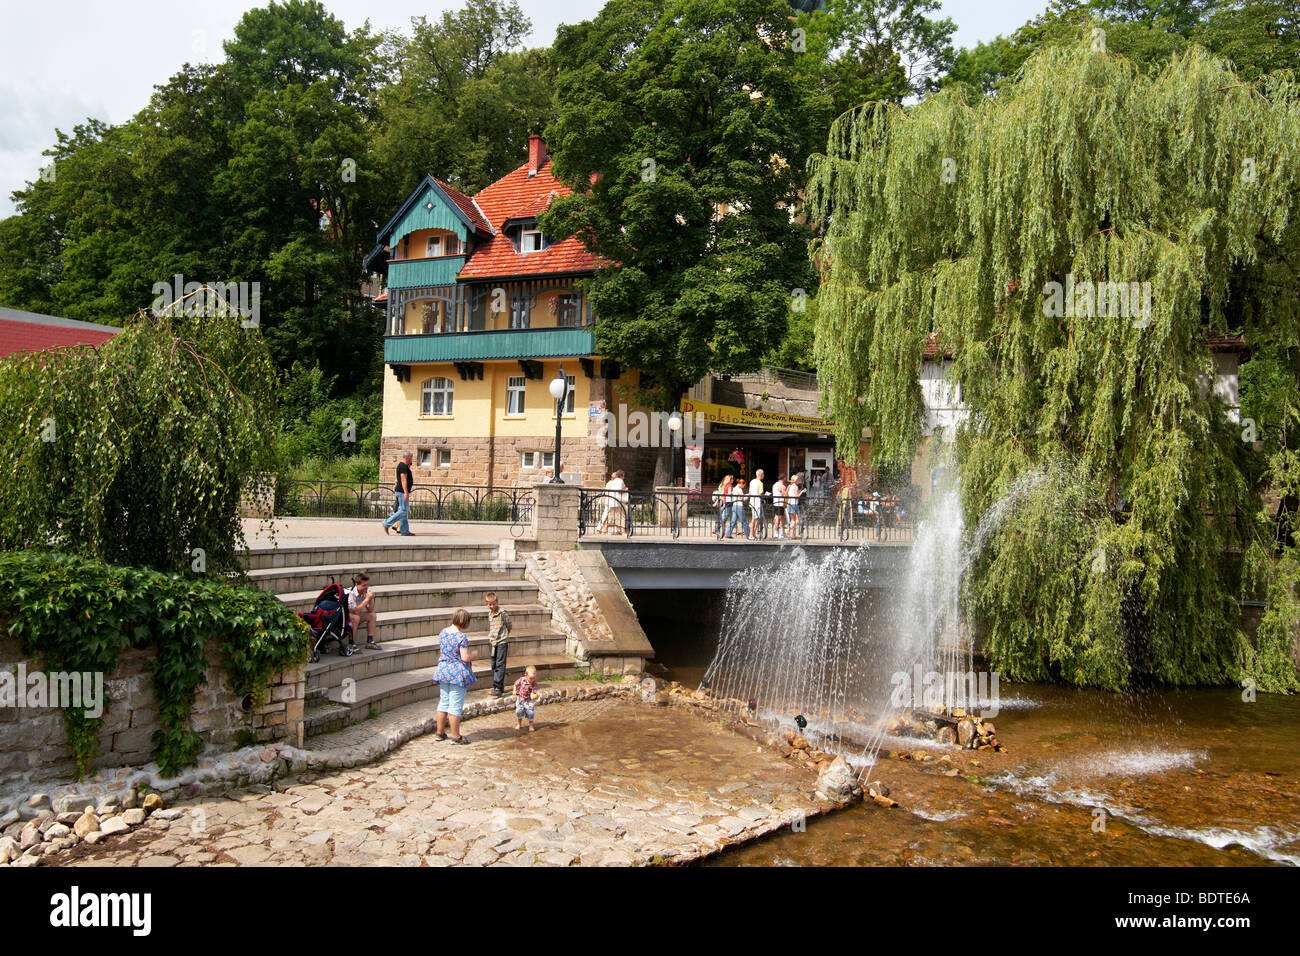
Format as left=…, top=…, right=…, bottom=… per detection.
left=53, top=794, right=94, bottom=814
left=957, top=719, right=976, bottom=747
left=142, top=793, right=164, bottom=813
left=936, top=726, right=958, bottom=745
left=122, top=809, right=146, bottom=826
left=44, top=823, right=71, bottom=840
left=791, top=735, right=811, bottom=751
left=99, top=817, right=130, bottom=837
left=815, top=755, right=857, bottom=803
left=18, top=823, right=41, bottom=849
left=0, top=836, right=17, bottom=864
left=73, top=812, right=100, bottom=839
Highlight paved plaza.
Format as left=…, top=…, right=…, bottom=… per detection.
left=53, top=697, right=830, bottom=867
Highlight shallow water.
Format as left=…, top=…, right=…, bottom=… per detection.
left=710, top=682, right=1300, bottom=866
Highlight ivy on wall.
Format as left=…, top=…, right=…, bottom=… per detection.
left=0, top=551, right=308, bottom=778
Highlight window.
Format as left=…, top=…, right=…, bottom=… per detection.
left=555, top=373, right=576, bottom=416
left=552, top=293, right=582, bottom=328
left=425, top=236, right=441, bottom=257
left=506, top=376, right=526, bottom=416
left=417, top=448, right=432, bottom=467
left=421, top=377, right=454, bottom=416
left=522, top=451, right=555, bottom=470
left=438, top=449, right=451, bottom=467
left=445, top=235, right=460, bottom=255
left=521, top=229, right=544, bottom=253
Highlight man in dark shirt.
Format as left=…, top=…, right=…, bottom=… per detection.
left=383, top=451, right=415, bottom=536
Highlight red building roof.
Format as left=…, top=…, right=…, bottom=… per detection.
left=458, top=151, right=604, bottom=281
left=0, top=307, right=118, bottom=359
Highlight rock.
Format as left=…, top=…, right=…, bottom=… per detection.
left=11, top=852, right=40, bottom=867
left=99, top=817, right=130, bottom=836
left=957, top=718, right=976, bottom=747
left=53, top=794, right=94, bottom=814
left=791, top=735, right=811, bottom=751
left=44, top=823, right=71, bottom=840
left=0, top=810, right=17, bottom=829
left=56, top=811, right=82, bottom=826
left=73, top=812, right=100, bottom=839
left=142, top=793, right=164, bottom=813
left=815, top=755, right=857, bottom=803
left=871, top=792, right=899, bottom=808
left=122, top=809, right=146, bottom=826
left=26, top=794, right=49, bottom=810
left=867, top=781, right=891, bottom=799
left=121, top=790, right=139, bottom=810
left=0, top=836, right=17, bottom=864
left=84, top=831, right=107, bottom=845
left=153, top=808, right=185, bottom=821
left=936, top=726, right=957, bottom=745
left=19, top=823, right=41, bottom=849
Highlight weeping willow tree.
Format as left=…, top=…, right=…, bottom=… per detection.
left=808, top=38, right=1300, bottom=691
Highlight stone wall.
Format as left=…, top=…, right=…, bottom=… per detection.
left=0, top=629, right=304, bottom=789
left=381, top=432, right=611, bottom=491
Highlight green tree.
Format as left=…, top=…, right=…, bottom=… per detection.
left=541, top=0, right=821, bottom=421
left=372, top=0, right=555, bottom=203
left=0, top=313, right=281, bottom=574
left=808, top=41, right=1300, bottom=691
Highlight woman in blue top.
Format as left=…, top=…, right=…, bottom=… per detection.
left=433, top=608, right=477, bottom=744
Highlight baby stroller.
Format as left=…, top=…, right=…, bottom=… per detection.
left=301, top=580, right=354, bottom=663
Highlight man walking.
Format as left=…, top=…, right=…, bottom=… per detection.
left=486, top=591, right=513, bottom=698
left=383, top=451, right=415, bottom=536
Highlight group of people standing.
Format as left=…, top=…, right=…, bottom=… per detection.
left=711, top=469, right=804, bottom=540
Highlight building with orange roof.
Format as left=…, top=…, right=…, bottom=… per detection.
left=365, top=136, right=655, bottom=488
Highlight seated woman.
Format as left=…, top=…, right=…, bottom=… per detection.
left=345, top=572, right=378, bottom=651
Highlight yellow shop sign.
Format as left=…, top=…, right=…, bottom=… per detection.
left=680, top=398, right=834, bottom=434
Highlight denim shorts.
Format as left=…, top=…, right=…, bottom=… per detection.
left=438, top=682, right=468, bottom=716
left=515, top=698, right=536, bottom=721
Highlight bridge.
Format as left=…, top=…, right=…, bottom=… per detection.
left=268, top=480, right=914, bottom=592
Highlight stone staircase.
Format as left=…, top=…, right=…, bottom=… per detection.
left=245, top=542, right=579, bottom=738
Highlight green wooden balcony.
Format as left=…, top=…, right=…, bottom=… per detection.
left=387, top=255, right=468, bottom=289
left=384, top=326, right=597, bottom=364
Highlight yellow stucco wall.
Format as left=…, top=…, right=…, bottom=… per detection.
left=382, top=360, right=600, bottom=439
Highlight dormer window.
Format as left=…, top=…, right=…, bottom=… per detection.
left=521, top=229, right=544, bottom=253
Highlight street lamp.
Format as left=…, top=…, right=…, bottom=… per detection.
left=548, top=365, right=569, bottom=483
left=667, top=411, right=683, bottom=486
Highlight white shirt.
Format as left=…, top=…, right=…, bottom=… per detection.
left=345, top=585, right=371, bottom=612
left=773, top=480, right=787, bottom=502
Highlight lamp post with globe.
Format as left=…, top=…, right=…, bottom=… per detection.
left=548, top=366, right=569, bottom=483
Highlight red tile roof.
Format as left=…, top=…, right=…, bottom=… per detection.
left=432, top=177, right=494, bottom=235
left=458, top=159, right=604, bottom=280
left=0, top=313, right=118, bottom=359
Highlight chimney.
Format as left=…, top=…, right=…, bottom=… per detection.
left=528, top=135, right=548, bottom=177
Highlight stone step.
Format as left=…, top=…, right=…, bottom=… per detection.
left=303, top=655, right=578, bottom=737
left=243, top=542, right=501, bottom=572
left=370, top=604, right=556, bottom=643
left=305, top=630, right=571, bottom=692
left=280, top=581, right=539, bottom=616
left=248, top=560, right=528, bottom=594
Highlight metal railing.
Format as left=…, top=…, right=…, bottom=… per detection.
left=577, top=488, right=914, bottom=542
left=275, top=480, right=534, bottom=524
left=723, top=365, right=821, bottom=392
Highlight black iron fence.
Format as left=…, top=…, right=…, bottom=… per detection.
left=275, top=480, right=534, bottom=524
left=577, top=488, right=915, bottom=542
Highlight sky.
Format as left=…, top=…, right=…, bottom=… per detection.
left=0, top=0, right=1049, bottom=217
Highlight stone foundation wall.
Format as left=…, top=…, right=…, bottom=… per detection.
left=381, top=433, right=612, bottom=491
left=0, top=630, right=304, bottom=789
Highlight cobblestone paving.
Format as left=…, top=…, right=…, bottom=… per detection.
left=54, top=699, right=827, bottom=867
